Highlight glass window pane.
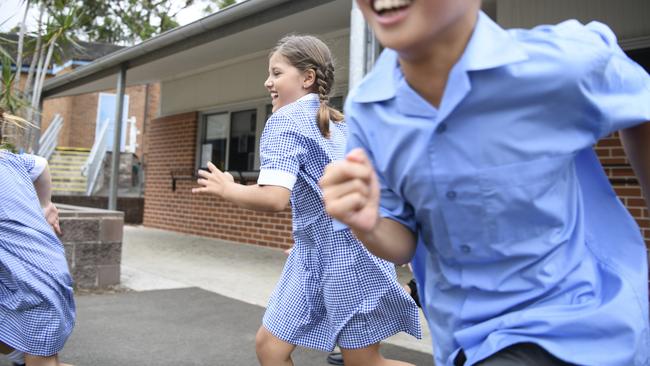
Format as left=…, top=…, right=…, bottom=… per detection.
left=206, top=113, right=229, bottom=140
left=229, top=109, right=257, bottom=171
left=202, top=113, right=229, bottom=170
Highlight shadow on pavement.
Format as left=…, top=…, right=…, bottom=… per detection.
left=0, top=288, right=433, bottom=366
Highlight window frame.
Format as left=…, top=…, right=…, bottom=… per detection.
left=194, top=94, right=346, bottom=177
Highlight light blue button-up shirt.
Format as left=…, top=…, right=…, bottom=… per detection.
left=344, top=11, right=650, bottom=366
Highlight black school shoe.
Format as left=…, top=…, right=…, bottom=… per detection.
left=406, top=278, right=421, bottom=308
left=326, top=352, right=344, bottom=365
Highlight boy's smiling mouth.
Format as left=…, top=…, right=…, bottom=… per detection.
left=371, top=0, right=414, bottom=16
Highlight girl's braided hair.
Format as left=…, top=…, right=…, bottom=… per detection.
left=272, top=35, right=344, bottom=138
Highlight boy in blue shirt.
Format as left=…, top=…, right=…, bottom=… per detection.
left=320, top=0, right=650, bottom=365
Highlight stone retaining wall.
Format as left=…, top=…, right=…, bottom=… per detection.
left=58, top=204, right=123, bottom=289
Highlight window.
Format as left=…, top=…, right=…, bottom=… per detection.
left=96, top=93, right=130, bottom=152
left=199, top=109, right=257, bottom=171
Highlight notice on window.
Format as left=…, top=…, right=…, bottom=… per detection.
left=206, top=114, right=229, bottom=140
left=201, top=144, right=212, bottom=168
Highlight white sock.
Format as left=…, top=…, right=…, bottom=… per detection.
left=6, top=349, right=25, bottom=364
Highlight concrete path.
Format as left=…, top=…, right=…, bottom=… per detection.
left=120, top=226, right=433, bottom=355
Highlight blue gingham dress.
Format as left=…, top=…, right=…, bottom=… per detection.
left=258, top=94, right=421, bottom=351
left=0, top=151, right=75, bottom=356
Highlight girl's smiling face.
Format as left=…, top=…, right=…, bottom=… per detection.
left=356, top=0, right=479, bottom=57
left=264, top=52, right=311, bottom=113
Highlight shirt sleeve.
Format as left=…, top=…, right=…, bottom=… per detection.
left=17, top=153, right=47, bottom=181
left=257, top=112, right=305, bottom=191
left=346, top=107, right=418, bottom=233
left=581, top=22, right=650, bottom=138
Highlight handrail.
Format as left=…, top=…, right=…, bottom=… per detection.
left=82, top=118, right=110, bottom=196
left=125, top=116, right=138, bottom=154
left=37, top=114, right=63, bottom=160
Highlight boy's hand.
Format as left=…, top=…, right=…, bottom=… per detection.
left=320, top=148, right=381, bottom=234
left=192, top=161, right=235, bottom=197
left=43, top=202, right=62, bottom=235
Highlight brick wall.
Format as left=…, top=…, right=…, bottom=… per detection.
left=143, top=112, right=294, bottom=249
left=141, top=83, right=161, bottom=167
left=595, top=132, right=650, bottom=246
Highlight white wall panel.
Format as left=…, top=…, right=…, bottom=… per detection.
left=160, top=32, right=350, bottom=117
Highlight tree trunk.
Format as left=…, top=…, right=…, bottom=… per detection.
left=33, top=34, right=59, bottom=110
left=24, top=3, right=45, bottom=101
left=13, top=0, right=31, bottom=93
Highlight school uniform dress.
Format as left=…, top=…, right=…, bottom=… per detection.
left=0, top=152, right=75, bottom=356
left=258, top=93, right=421, bottom=351
left=344, top=11, right=650, bottom=366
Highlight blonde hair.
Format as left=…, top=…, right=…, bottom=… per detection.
left=272, top=35, right=343, bottom=138
left=0, top=109, right=35, bottom=152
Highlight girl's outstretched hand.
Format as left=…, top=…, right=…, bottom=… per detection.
left=192, top=161, right=235, bottom=198
left=320, top=148, right=380, bottom=234
left=43, top=201, right=62, bottom=235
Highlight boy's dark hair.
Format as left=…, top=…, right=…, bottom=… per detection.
left=272, top=35, right=344, bottom=138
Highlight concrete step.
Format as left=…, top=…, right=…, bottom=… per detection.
left=50, top=156, right=89, bottom=163
left=55, top=146, right=91, bottom=152
left=53, top=177, right=87, bottom=183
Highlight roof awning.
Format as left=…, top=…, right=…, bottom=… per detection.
left=42, top=0, right=351, bottom=99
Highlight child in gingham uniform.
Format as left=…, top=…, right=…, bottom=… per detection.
left=0, top=151, right=75, bottom=366
left=194, top=35, right=420, bottom=366
left=260, top=92, right=420, bottom=351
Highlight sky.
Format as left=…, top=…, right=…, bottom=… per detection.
left=0, top=0, right=228, bottom=34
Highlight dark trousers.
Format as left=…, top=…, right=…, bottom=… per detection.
left=454, top=343, right=574, bottom=366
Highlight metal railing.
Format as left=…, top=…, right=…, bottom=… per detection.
left=37, top=114, right=63, bottom=160
left=82, top=118, right=110, bottom=196
left=125, top=116, right=139, bottom=154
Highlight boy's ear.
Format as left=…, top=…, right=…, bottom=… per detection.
left=303, top=69, right=316, bottom=89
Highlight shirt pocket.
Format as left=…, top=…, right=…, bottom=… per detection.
left=478, top=154, right=577, bottom=256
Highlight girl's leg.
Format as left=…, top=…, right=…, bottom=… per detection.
left=255, top=326, right=296, bottom=366
left=24, top=354, right=73, bottom=366
left=340, top=343, right=414, bottom=366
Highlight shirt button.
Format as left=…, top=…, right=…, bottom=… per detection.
left=460, top=245, right=471, bottom=254
left=436, top=122, right=447, bottom=134
left=446, top=190, right=457, bottom=200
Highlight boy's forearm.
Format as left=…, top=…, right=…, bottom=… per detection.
left=33, top=164, right=53, bottom=208
left=224, top=183, right=290, bottom=212
left=620, top=122, right=650, bottom=212
left=352, top=217, right=417, bottom=265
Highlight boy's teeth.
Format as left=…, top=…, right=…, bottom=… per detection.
left=373, top=0, right=412, bottom=13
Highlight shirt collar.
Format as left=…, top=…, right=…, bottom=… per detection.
left=298, top=93, right=320, bottom=102
left=351, top=11, right=528, bottom=104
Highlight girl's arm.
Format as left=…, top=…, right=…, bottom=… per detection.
left=33, top=162, right=62, bottom=234
left=193, top=162, right=290, bottom=212
left=321, top=148, right=416, bottom=264
left=352, top=217, right=417, bottom=265
left=33, top=162, right=53, bottom=208
left=620, top=121, right=650, bottom=213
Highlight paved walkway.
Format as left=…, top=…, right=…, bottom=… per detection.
left=1, top=225, right=435, bottom=365
left=119, top=225, right=433, bottom=354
